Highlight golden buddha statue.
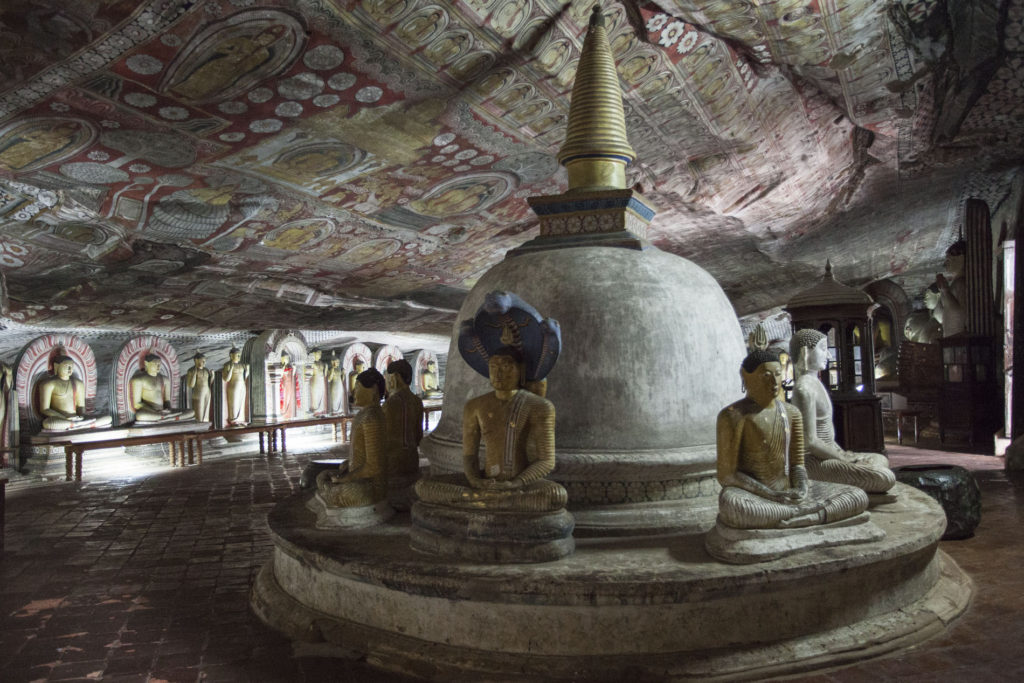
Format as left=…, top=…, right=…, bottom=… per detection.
left=38, top=355, right=113, bottom=431
left=316, top=368, right=388, bottom=507
left=789, top=329, right=896, bottom=495
left=305, top=348, right=327, bottom=417
left=383, top=359, right=424, bottom=478
left=347, top=357, right=366, bottom=405
left=130, top=355, right=189, bottom=423
left=186, top=353, right=214, bottom=422
left=715, top=348, right=868, bottom=529
left=414, top=347, right=567, bottom=512
left=420, top=358, right=442, bottom=398
left=222, top=347, right=249, bottom=426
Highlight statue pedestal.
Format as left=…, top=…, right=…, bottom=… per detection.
left=704, top=512, right=885, bottom=564
left=410, top=501, right=575, bottom=564
left=386, top=471, right=420, bottom=512
left=254, top=483, right=970, bottom=680
left=306, top=492, right=394, bottom=529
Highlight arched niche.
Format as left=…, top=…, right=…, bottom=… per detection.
left=341, top=343, right=372, bottom=414
left=14, top=334, right=99, bottom=434
left=111, top=336, right=181, bottom=426
left=248, top=330, right=308, bottom=422
left=404, top=349, right=440, bottom=397
left=372, top=344, right=404, bottom=374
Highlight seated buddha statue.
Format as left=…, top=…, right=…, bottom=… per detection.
left=348, top=357, right=366, bottom=405
left=38, top=355, right=113, bottom=431
left=415, top=347, right=567, bottom=512
left=383, top=359, right=424, bottom=478
left=715, top=347, right=868, bottom=529
left=130, top=355, right=190, bottom=423
left=420, top=359, right=442, bottom=398
left=789, top=329, right=896, bottom=495
left=316, top=368, right=389, bottom=508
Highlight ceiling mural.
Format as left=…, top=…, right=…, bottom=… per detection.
left=0, top=0, right=1021, bottom=337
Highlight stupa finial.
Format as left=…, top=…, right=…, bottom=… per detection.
left=824, top=258, right=834, bottom=279
left=557, top=4, right=636, bottom=192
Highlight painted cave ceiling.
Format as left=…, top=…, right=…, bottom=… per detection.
left=0, top=0, right=1021, bottom=337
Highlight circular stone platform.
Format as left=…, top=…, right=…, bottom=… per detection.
left=252, top=483, right=971, bottom=681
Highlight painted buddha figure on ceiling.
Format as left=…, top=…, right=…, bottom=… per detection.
left=131, top=354, right=189, bottom=423
left=715, top=347, right=868, bottom=529
left=789, top=330, right=896, bottom=496
left=316, top=368, right=389, bottom=508
left=415, top=347, right=566, bottom=512
left=186, top=353, right=214, bottom=423
left=38, top=355, right=113, bottom=432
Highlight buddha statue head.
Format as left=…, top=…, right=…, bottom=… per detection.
left=354, top=368, right=385, bottom=407
left=488, top=346, right=525, bottom=392
left=353, top=357, right=366, bottom=373
left=52, top=354, right=75, bottom=380
left=310, top=348, right=322, bottom=363
left=280, top=352, right=290, bottom=367
left=229, top=347, right=242, bottom=363
left=740, top=348, right=784, bottom=409
left=944, top=239, right=966, bottom=275
left=386, top=359, right=413, bottom=394
left=790, top=329, right=829, bottom=374
left=192, top=353, right=206, bottom=369
left=143, top=354, right=162, bottom=377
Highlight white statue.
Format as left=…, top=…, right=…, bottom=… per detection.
left=789, top=329, right=896, bottom=495
left=222, top=347, right=249, bottom=426
left=130, top=354, right=189, bottom=423
left=38, top=355, right=113, bottom=431
left=186, top=353, right=214, bottom=422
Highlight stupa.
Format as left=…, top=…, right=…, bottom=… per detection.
left=421, top=6, right=746, bottom=535
left=253, top=8, right=971, bottom=680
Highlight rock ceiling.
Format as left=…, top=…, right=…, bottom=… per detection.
left=0, top=0, right=1021, bottom=338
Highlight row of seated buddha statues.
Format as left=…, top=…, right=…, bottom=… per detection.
left=311, top=359, right=425, bottom=526
left=705, top=327, right=896, bottom=563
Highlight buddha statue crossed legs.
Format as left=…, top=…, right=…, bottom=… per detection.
left=38, top=355, right=113, bottom=432
left=715, top=348, right=868, bottom=530
left=131, top=355, right=189, bottom=423
left=415, top=347, right=567, bottom=512
left=316, top=368, right=389, bottom=509
left=789, top=329, right=896, bottom=496
left=412, top=290, right=572, bottom=562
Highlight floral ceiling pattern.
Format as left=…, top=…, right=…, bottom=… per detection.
left=0, top=0, right=1020, bottom=335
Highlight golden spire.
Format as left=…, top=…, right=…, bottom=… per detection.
left=557, top=5, right=636, bottom=192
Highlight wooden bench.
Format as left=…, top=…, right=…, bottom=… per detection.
left=58, top=415, right=356, bottom=481
left=187, top=415, right=353, bottom=459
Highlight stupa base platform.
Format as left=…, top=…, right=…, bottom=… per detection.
left=410, top=501, right=575, bottom=563
left=306, top=493, right=394, bottom=529
left=252, top=483, right=971, bottom=682
left=705, top=512, right=886, bottom=564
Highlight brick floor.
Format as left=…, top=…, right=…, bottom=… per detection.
left=0, top=435, right=1016, bottom=681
